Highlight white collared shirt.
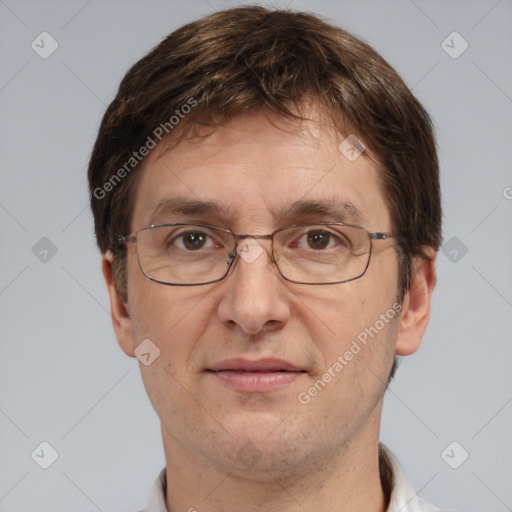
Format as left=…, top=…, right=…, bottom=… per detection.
left=140, top=443, right=445, bottom=512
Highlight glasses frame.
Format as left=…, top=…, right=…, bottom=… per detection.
left=118, top=222, right=396, bottom=286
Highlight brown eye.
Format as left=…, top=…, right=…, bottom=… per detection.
left=182, top=232, right=207, bottom=250
left=306, top=230, right=331, bottom=250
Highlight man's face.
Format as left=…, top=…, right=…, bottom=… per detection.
left=118, top=109, right=401, bottom=476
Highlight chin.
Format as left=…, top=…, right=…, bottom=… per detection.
left=212, top=415, right=315, bottom=474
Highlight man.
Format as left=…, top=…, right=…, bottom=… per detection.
left=88, top=6, right=444, bottom=512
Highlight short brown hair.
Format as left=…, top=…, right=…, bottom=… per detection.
left=88, top=6, right=441, bottom=302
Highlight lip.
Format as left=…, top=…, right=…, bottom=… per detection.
left=208, top=358, right=303, bottom=372
left=207, top=358, right=306, bottom=392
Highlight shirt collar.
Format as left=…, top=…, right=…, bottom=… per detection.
left=141, top=443, right=442, bottom=512
left=380, top=444, right=442, bottom=512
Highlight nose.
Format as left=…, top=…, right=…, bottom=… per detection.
left=217, top=238, right=291, bottom=335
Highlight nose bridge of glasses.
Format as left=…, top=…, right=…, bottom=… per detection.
left=235, top=233, right=273, bottom=241
left=233, top=233, right=274, bottom=251
left=231, top=233, right=276, bottom=267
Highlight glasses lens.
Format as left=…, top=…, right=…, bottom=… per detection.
left=136, top=224, right=234, bottom=285
left=274, top=224, right=371, bottom=284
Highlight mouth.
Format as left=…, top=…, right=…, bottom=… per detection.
left=206, top=358, right=307, bottom=392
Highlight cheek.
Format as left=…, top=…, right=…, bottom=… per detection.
left=299, top=268, right=398, bottom=350
left=130, top=285, right=199, bottom=345
left=294, top=251, right=399, bottom=399
left=127, top=262, right=215, bottom=370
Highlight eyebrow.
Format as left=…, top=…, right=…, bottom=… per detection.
left=148, top=196, right=367, bottom=226
left=275, top=198, right=367, bottom=225
left=149, top=197, right=232, bottom=224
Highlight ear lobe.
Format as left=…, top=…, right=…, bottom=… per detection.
left=395, top=249, right=437, bottom=356
left=102, top=251, right=135, bottom=357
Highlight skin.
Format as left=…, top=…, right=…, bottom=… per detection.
left=102, top=107, right=436, bottom=512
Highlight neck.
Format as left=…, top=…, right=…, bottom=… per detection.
left=162, top=414, right=388, bottom=512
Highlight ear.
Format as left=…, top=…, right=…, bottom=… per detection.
left=395, top=249, right=437, bottom=356
left=102, top=251, right=135, bottom=357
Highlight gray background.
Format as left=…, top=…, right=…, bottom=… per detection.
left=1, top=0, right=511, bottom=511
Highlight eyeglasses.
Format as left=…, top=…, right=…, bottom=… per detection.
left=118, top=222, right=396, bottom=286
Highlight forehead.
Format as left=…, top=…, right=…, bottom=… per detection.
left=130, top=109, right=391, bottom=232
